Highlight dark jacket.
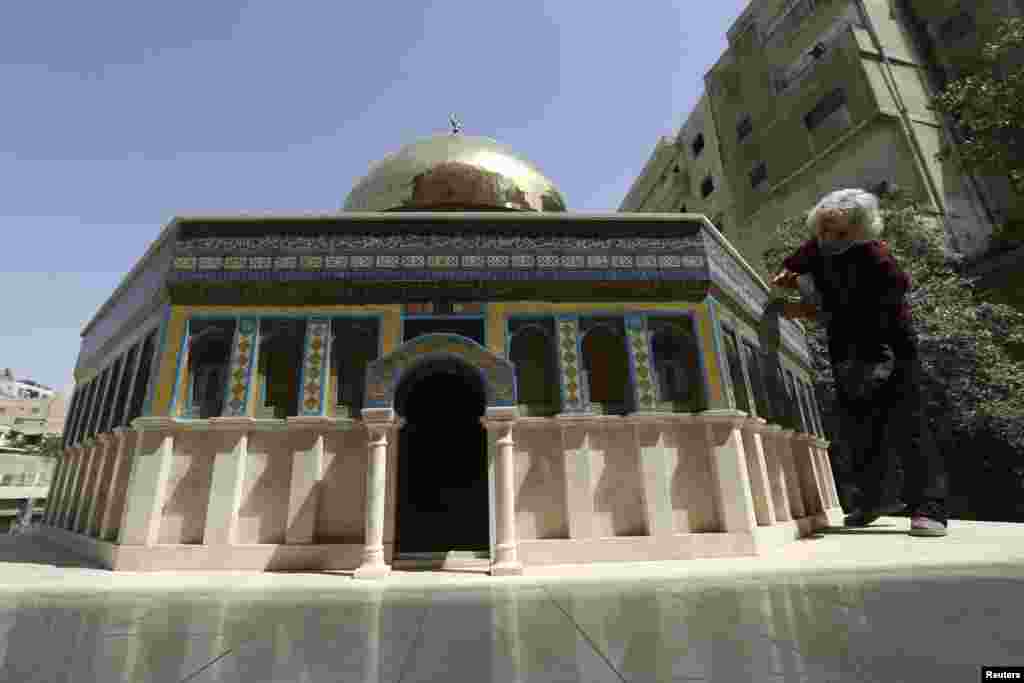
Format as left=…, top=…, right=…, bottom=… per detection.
left=782, top=238, right=917, bottom=363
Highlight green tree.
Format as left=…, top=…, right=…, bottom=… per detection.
left=763, top=189, right=1024, bottom=520
left=933, top=17, right=1024, bottom=251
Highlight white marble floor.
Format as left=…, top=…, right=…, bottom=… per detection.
left=1, top=526, right=1023, bottom=682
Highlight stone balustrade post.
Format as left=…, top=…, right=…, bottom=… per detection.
left=354, top=408, right=396, bottom=579
left=740, top=416, right=777, bottom=527
left=203, top=418, right=254, bottom=546
left=627, top=413, right=676, bottom=538
left=84, top=433, right=113, bottom=537
left=556, top=416, right=596, bottom=540
left=813, top=437, right=838, bottom=509
left=793, top=433, right=826, bottom=516
left=760, top=424, right=792, bottom=523
left=72, top=440, right=99, bottom=533
left=483, top=406, right=522, bottom=576
left=778, top=429, right=806, bottom=519
left=57, top=446, right=82, bottom=528
left=98, top=428, right=131, bottom=541
left=701, top=409, right=757, bottom=533
left=118, top=418, right=176, bottom=546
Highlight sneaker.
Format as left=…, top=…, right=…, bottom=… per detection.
left=843, top=500, right=906, bottom=528
left=909, top=500, right=948, bottom=537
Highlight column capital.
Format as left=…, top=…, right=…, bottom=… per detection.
left=812, top=437, right=831, bottom=448
left=95, top=432, right=115, bottom=445
left=761, top=423, right=785, bottom=434
left=793, top=432, right=817, bottom=443
left=112, top=426, right=130, bottom=437
left=778, top=428, right=799, bottom=439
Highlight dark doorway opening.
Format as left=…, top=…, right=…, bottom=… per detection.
left=394, top=358, right=489, bottom=554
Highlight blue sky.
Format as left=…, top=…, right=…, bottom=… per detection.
left=1, top=0, right=747, bottom=394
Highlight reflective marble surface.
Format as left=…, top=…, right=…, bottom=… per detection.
left=1, top=564, right=1022, bottom=682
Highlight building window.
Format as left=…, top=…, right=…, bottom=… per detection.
left=649, top=318, right=706, bottom=413
left=804, top=88, right=847, bottom=131
left=750, top=161, right=768, bottom=189
left=331, top=318, right=380, bottom=419
left=737, top=115, right=753, bottom=142
left=722, top=328, right=752, bottom=414
left=109, top=345, right=138, bottom=429
left=97, top=355, right=123, bottom=433
left=701, top=175, right=715, bottom=198
left=691, top=133, right=705, bottom=158
left=126, top=331, right=157, bottom=425
left=509, top=320, right=559, bottom=417
left=257, top=319, right=306, bottom=419
left=185, top=319, right=236, bottom=419
left=938, top=10, right=975, bottom=43
left=742, top=342, right=771, bottom=420
left=581, top=321, right=631, bottom=415
left=763, top=0, right=817, bottom=50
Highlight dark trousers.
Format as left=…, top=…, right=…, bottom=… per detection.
left=833, top=349, right=948, bottom=512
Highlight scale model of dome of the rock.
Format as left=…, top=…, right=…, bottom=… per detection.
left=343, top=134, right=568, bottom=213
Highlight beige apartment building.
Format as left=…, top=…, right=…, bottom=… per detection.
left=622, top=0, right=1022, bottom=281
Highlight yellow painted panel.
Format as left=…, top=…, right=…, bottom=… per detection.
left=152, top=307, right=189, bottom=417
left=695, top=301, right=726, bottom=410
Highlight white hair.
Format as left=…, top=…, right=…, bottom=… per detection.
left=805, top=188, right=884, bottom=239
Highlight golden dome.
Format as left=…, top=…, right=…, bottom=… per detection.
left=343, top=134, right=567, bottom=212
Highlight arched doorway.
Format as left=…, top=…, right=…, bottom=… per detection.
left=394, top=358, right=489, bottom=554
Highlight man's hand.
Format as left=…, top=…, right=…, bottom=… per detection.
left=771, top=269, right=800, bottom=289
left=781, top=301, right=819, bottom=320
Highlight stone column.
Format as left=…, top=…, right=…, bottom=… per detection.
left=627, top=414, right=675, bottom=538
left=354, top=408, right=396, bottom=579
left=72, top=440, right=99, bottom=533
left=740, top=417, right=777, bottom=527
left=761, top=424, right=792, bottom=523
left=483, top=406, right=523, bottom=576
left=203, top=418, right=253, bottom=546
left=702, top=409, right=757, bottom=533
left=118, top=418, right=176, bottom=546
left=98, top=428, right=131, bottom=541
left=778, top=429, right=806, bottom=519
left=556, top=416, right=596, bottom=540
left=84, top=433, right=113, bottom=537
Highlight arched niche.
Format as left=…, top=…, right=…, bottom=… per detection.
left=508, top=322, right=559, bottom=417
left=364, top=333, right=517, bottom=413
left=580, top=321, right=631, bottom=415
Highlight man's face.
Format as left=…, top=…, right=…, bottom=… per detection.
left=816, top=208, right=854, bottom=243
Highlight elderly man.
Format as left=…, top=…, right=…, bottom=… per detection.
left=771, top=189, right=948, bottom=536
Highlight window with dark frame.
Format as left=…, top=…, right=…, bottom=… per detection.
left=938, top=10, right=975, bottom=43
left=804, top=88, right=847, bottom=130
left=737, top=115, right=753, bottom=142
left=750, top=161, right=768, bottom=189
left=691, top=133, right=705, bottom=158
left=701, top=175, right=715, bottom=198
